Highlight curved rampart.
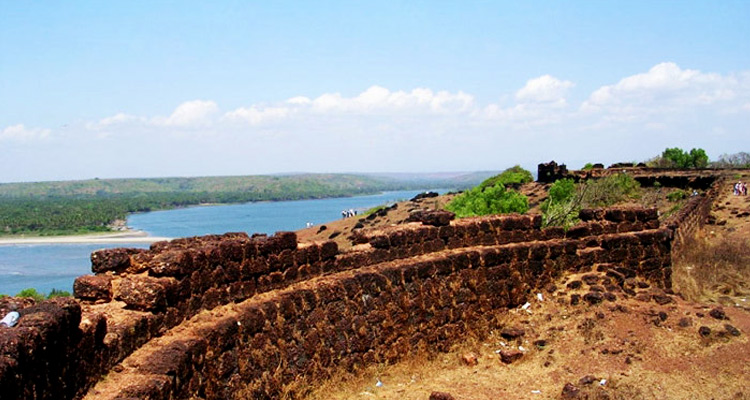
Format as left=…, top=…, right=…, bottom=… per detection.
left=84, top=224, right=672, bottom=399
left=0, top=174, right=726, bottom=399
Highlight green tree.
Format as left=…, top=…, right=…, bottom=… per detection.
left=659, top=147, right=709, bottom=168
left=446, top=184, right=529, bottom=218
left=689, top=148, right=708, bottom=168
left=662, top=147, right=690, bottom=168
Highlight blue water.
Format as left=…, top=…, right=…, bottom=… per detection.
left=0, top=190, right=437, bottom=296
left=0, top=243, right=151, bottom=296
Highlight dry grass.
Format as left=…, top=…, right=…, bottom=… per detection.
left=673, top=233, right=750, bottom=302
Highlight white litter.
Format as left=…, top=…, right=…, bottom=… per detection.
left=599, top=379, right=607, bottom=386
left=0, top=311, right=19, bottom=327
left=537, top=293, right=544, bottom=302
left=521, top=302, right=531, bottom=310
left=519, top=346, right=526, bottom=352
left=531, top=390, right=542, bottom=394
left=237, top=321, right=242, bottom=326
left=375, top=379, right=383, bottom=388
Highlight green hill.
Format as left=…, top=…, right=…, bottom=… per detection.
left=0, top=172, right=487, bottom=236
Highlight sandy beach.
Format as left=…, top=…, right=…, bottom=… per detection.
left=0, top=230, right=172, bottom=245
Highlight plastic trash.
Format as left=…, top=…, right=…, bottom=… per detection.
left=531, top=390, right=542, bottom=394
left=0, top=311, right=19, bottom=327
left=521, top=302, right=531, bottom=310
left=537, top=293, right=544, bottom=302
left=375, top=379, right=383, bottom=388
left=518, top=345, right=526, bottom=352
left=599, top=379, right=607, bottom=386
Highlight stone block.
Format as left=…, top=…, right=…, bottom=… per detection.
left=91, top=248, right=145, bottom=273
left=406, top=210, right=455, bottom=226
left=129, top=251, right=155, bottom=274
left=219, top=239, right=246, bottom=263
left=578, top=208, right=604, bottom=221
left=543, top=226, right=565, bottom=240
left=528, top=243, right=549, bottom=260
left=74, top=274, right=113, bottom=302
left=115, top=276, right=171, bottom=311
left=149, top=250, right=194, bottom=277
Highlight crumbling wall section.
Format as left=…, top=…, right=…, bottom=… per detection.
left=0, top=202, right=696, bottom=399
left=101, top=226, right=673, bottom=399
left=664, top=177, right=723, bottom=255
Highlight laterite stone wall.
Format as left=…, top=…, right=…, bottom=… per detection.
left=0, top=198, right=700, bottom=399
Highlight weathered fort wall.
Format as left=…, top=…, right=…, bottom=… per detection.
left=537, top=161, right=720, bottom=190
left=0, top=173, right=722, bottom=399
left=99, top=226, right=673, bottom=399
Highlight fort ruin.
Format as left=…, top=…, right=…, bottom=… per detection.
left=0, top=167, right=732, bottom=399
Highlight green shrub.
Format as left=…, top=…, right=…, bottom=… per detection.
left=666, top=190, right=687, bottom=202
left=542, top=198, right=581, bottom=229
left=477, top=165, right=533, bottom=191
left=47, top=288, right=71, bottom=299
left=364, top=205, right=387, bottom=216
left=581, top=173, right=640, bottom=207
left=542, top=179, right=580, bottom=228
left=447, top=184, right=529, bottom=218
left=16, top=288, right=45, bottom=302
left=548, top=179, right=576, bottom=204
left=582, top=163, right=594, bottom=170
left=542, top=174, right=641, bottom=228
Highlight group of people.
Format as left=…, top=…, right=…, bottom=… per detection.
left=341, top=209, right=358, bottom=218
left=734, top=181, right=748, bottom=196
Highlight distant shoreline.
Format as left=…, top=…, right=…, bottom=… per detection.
left=0, top=230, right=171, bottom=245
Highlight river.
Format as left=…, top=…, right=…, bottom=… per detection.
left=0, top=190, right=437, bottom=296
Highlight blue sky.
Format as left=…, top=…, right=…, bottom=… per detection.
left=1, top=1, right=749, bottom=182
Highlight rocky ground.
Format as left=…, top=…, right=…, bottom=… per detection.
left=303, top=180, right=750, bottom=400
left=306, top=267, right=749, bottom=399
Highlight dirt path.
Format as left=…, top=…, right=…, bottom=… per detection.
left=709, top=173, right=750, bottom=238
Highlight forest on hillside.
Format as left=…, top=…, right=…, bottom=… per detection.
left=0, top=173, right=490, bottom=236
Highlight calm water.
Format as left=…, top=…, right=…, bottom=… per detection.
left=0, top=190, right=436, bottom=296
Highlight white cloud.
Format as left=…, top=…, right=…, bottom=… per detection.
left=223, top=106, right=290, bottom=125
left=583, top=62, right=742, bottom=113
left=7, top=62, right=747, bottom=182
left=0, top=124, right=51, bottom=141
left=307, top=86, right=474, bottom=114
left=86, top=113, right=143, bottom=131
left=516, top=75, right=574, bottom=104
left=287, top=96, right=311, bottom=105
left=154, top=100, right=219, bottom=127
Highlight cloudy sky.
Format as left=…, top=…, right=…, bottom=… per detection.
left=1, top=1, right=749, bottom=183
